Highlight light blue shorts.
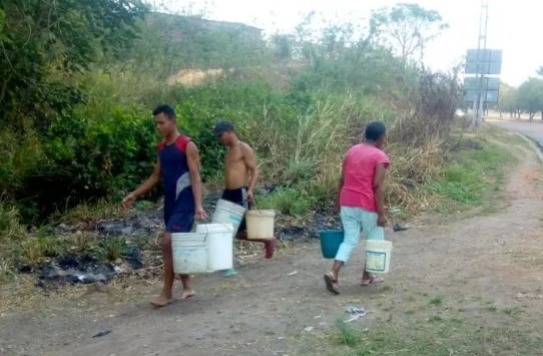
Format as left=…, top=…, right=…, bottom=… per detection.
left=335, top=206, right=384, bottom=263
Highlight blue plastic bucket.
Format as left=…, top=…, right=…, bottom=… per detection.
left=319, top=230, right=344, bottom=259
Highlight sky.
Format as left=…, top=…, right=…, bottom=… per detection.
left=152, top=0, right=543, bottom=87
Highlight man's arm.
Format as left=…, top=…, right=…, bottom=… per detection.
left=242, top=144, right=259, bottom=201
left=373, top=163, right=388, bottom=226
left=186, top=141, right=206, bottom=220
left=122, top=160, right=161, bottom=209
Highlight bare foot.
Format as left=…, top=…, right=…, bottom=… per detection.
left=150, top=294, right=172, bottom=308
left=177, top=289, right=195, bottom=300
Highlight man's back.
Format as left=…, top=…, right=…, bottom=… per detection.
left=340, top=143, right=389, bottom=212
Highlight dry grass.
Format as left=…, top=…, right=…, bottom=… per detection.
left=57, top=199, right=136, bottom=225
left=254, top=71, right=463, bottom=221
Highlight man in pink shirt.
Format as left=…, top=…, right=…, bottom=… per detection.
left=324, top=121, right=390, bottom=295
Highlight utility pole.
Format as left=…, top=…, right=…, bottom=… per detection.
left=473, top=0, right=489, bottom=127
left=465, top=0, right=501, bottom=123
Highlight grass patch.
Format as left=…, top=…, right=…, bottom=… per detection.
left=335, top=321, right=361, bottom=348
left=502, top=306, right=523, bottom=317
left=426, top=128, right=515, bottom=213
left=55, top=198, right=154, bottom=225
left=486, top=305, right=499, bottom=313
left=17, top=236, right=72, bottom=265
left=297, top=313, right=543, bottom=356
left=256, top=185, right=318, bottom=215
left=0, top=202, right=25, bottom=243
left=98, top=237, right=131, bottom=262
left=429, top=296, right=445, bottom=306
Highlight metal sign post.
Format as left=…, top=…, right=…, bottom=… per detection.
left=463, top=0, right=502, bottom=127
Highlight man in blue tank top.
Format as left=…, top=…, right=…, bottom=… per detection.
left=123, top=104, right=206, bottom=308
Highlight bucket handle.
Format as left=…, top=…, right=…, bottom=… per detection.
left=196, top=223, right=234, bottom=238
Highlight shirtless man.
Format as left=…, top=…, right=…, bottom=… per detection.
left=214, top=120, right=275, bottom=276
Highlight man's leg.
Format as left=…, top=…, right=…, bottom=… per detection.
left=150, top=232, right=174, bottom=307
left=178, top=274, right=195, bottom=299
left=238, top=188, right=276, bottom=259
left=152, top=212, right=195, bottom=306
left=221, top=188, right=246, bottom=277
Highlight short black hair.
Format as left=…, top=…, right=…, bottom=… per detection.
left=152, top=104, right=176, bottom=120
left=214, top=120, right=234, bottom=136
left=364, top=121, right=386, bottom=141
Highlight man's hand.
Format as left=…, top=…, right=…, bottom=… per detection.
left=377, top=213, right=387, bottom=227
left=195, top=206, right=207, bottom=221
left=247, top=189, right=255, bottom=204
left=122, top=192, right=136, bottom=209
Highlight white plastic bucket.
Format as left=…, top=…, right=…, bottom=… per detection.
left=196, top=223, right=234, bottom=272
left=246, top=210, right=275, bottom=240
left=212, top=199, right=247, bottom=236
left=365, top=240, right=393, bottom=274
left=171, top=233, right=208, bottom=274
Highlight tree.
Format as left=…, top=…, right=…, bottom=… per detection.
left=517, top=78, right=543, bottom=120
left=270, top=34, right=296, bottom=61
left=499, top=83, right=520, bottom=119
left=369, top=3, right=448, bottom=63
left=0, top=0, right=149, bottom=133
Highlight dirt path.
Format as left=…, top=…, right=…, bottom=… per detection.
left=1, top=132, right=543, bottom=356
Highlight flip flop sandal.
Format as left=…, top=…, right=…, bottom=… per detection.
left=223, top=268, right=239, bottom=277
left=324, top=273, right=340, bottom=295
left=361, top=275, right=384, bottom=286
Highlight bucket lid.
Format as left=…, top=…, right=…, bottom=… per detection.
left=247, top=210, right=275, bottom=217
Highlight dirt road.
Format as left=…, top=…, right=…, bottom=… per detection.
left=1, top=128, right=543, bottom=355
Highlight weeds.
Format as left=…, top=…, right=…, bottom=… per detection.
left=335, top=320, right=361, bottom=348
left=502, top=307, right=523, bottom=317
left=303, top=311, right=540, bottom=356
left=0, top=202, right=25, bottom=243
left=18, top=237, right=70, bottom=265
left=99, top=237, right=129, bottom=262
left=59, top=199, right=134, bottom=225
left=429, top=296, right=445, bottom=306
left=0, top=258, right=13, bottom=283
left=256, top=185, right=318, bottom=215
left=134, top=233, right=151, bottom=250
left=486, top=305, right=499, bottom=312
left=426, top=130, right=513, bottom=213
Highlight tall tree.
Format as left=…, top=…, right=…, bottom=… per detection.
left=499, top=83, right=520, bottom=119
left=0, top=0, right=148, bottom=133
left=369, top=3, right=448, bottom=63
left=517, top=78, right=543, bottom=120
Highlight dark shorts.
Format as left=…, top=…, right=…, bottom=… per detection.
left=221, top=187, right=250, bottom=231
left=164, top=211, right=194, bottom=233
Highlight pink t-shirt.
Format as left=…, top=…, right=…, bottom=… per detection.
left=339, top=144, right=390, bottom=212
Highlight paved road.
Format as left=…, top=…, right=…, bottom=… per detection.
left=491, top=119, right=543, bottom=146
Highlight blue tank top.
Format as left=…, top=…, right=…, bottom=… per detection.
left=157, top=135, right=195, bottom=219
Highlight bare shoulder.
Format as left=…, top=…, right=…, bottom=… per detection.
left=185, top=141, right=199, bottom=155
left=240, top=141, right=254, bottom=155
